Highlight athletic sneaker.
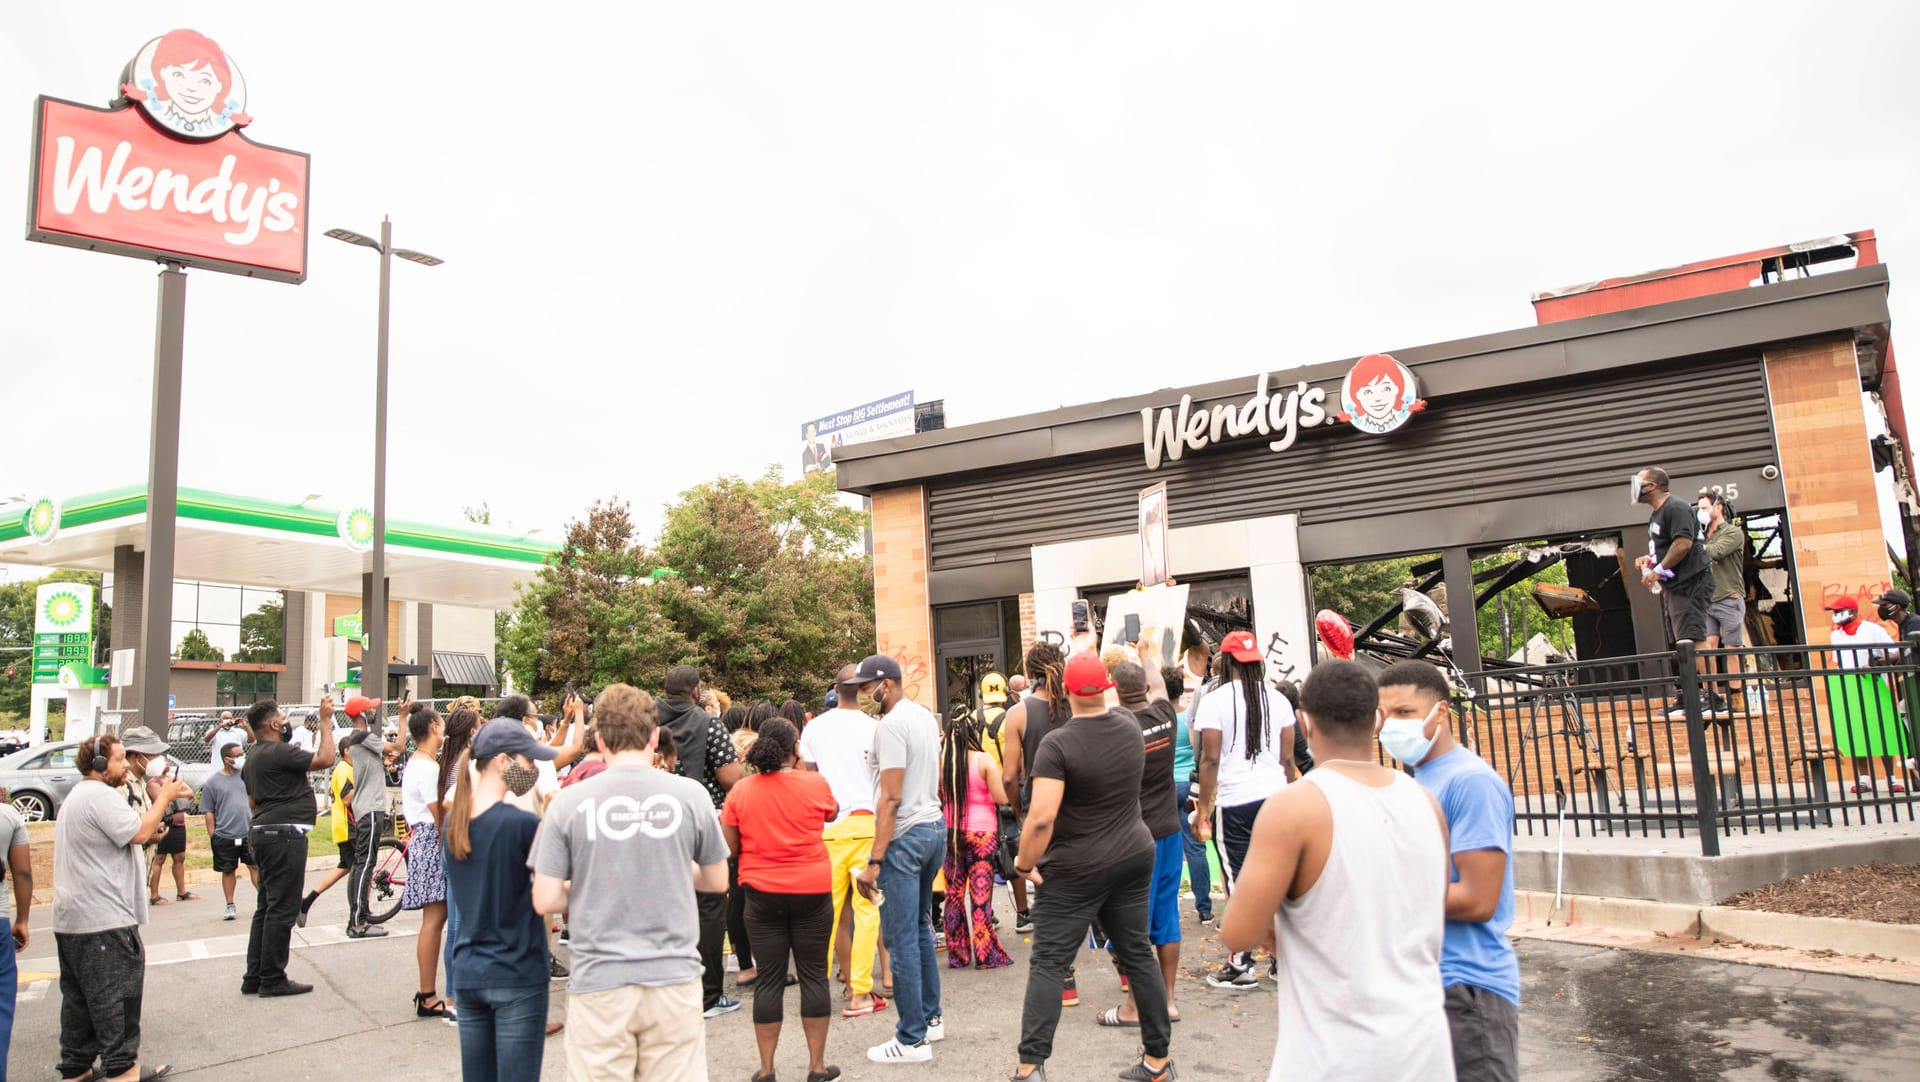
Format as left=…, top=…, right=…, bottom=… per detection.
left=296, top=891, right=317, bottom=928
left=703, top=996, right=743, bottom=1019
left=1117, top=1060, right=1178, bottom=1081
left=1663, top=699, right=1688, bottom=721
left=1062, top=969, right=1079, bottom=1007
left=224, top=903, right=237, bottom=921
left=867, top=1038, right=933, bottom=1064
left=926, top=1016, right=945, bottom=1042
left=1205, top=953, right=1259, bottom=990
left=932, top=931, right=947, bottom=951
left=550, top=957, right=570, bottom=980
left=1014, top=911, right=1035, bottom=934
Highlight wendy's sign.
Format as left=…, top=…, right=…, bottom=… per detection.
left=1139, top=353, right=1425, bottom=470
left=26, top=29, right=309, bottom=283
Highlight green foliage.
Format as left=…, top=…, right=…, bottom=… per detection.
left=504, top=471, right=876, bottom=708
left=0, top=569, right=108, bottom=720
left=1310, top=548, right=1576, bottom=661
left=1309, top=555, right=1431, bottom=626
left=175, top=627, right=225, bottom=662
left=233, top=598, right=284, bottom=663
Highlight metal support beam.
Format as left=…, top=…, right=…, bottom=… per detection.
left=365, top=217, right=393, bottom=701
left=138, top=264, right=187, bottom=730
left=1441, top=546, right=1483, bottom=692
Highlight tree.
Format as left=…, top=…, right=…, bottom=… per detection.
left=175, top=628, right=225, bottom=662
left=233, top=598, right=284, bottom=663
left=1310, top=555, right=1431, bottom=629
left=504, top=471, right=876, bottom=707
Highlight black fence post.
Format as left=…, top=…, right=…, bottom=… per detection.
left=1903, top=634, right=1920, bottom=778
left=1677, top=640, right=1722, bottom=856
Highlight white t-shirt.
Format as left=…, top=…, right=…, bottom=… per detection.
left=798, top=707, right=880, bottom=821
left=400, top=756, right=441, bottom=826
left=1192, top=680, right=1294, bottom=808
left=209, top=725, right=247, bottom=767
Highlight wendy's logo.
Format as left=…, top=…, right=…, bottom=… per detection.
left=1336, top=353, right=1425, bottom=435
left=119, top=29, right=251, bottom=140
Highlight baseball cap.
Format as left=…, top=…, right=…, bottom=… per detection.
left=342, top=695, right=383, bottom=720
left=471, top=717, right=558, bottom=762
left=1221, top=630, right=1262, bottom=664
left=851, top=654, right=903, bottom=686
left=1873, top=588, right=1912, bottom=609
left=980, top=672, right=1008, bottom=705
left=1825, top=595, right=1861, bottom=613
left=1064, top=653, right=1115, bottom=697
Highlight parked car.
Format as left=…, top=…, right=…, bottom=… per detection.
left=0, top=741, right=213, bottom=822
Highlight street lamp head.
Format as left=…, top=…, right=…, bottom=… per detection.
left=325, top=228, right=381, bottom=250
left=393, top=249, right=444, bottom=267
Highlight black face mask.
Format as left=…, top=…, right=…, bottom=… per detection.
left=1880, top=605, right=1900, bottom=622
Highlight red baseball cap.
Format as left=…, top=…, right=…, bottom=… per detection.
left=1221, top=630, right=1262, bottom=664
left=1824, top=596, right=1861, bottom=613
left=343, top=695, right=383, bottom=719
left=1063, top=653, right=1115, bottom=697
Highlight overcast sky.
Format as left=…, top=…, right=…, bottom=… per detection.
left=5, top=2, right=1920, bottom=549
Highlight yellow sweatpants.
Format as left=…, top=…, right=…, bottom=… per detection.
left=823, top=816, right=881, bottom=996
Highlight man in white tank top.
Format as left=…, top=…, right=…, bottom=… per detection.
left=1220, top=661, right=1455, bottom=1082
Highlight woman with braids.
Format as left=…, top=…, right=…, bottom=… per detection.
left=939, top=712, right=1013, bottom=969
left=721, top=718, right=842, bottom=1082
left=999, top=641, right=1066, bottom=942
left=1189, top=630, right=1297, bottom=991
left=400, top=702, right=457, bottom=1021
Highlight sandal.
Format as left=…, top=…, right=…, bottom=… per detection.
left=751, top=1072, right=775, bottom=1082
left=842, top=995, right=889, bottom=1018
left=148, top=895, right=170, bottom=906
left=414, top=991, right=452, bottom=1019
left=1095, top=1007, right=1140, bottom=1028
left=808, top=1068, right=843, bottom=1082
left=136, top=1067, right=172, bottom=1081
left=176, top=891, right=199, bottom=901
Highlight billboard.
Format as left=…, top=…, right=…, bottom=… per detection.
left=801, top=391, right=915, bottom=475
left=34, top=582, right=106, bottom=688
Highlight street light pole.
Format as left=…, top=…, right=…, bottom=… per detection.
left=326, top=219, right=441, bottom=702
left=369, top=216, right=392, bottom=702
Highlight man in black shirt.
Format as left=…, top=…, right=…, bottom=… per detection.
left=1011, top=653, right=1175, bottom=1082
left=656, top=665, right=745, bottom=1018
left=241, top=695, right=336, bottom=997
left=1874, top=589, right=1920, bottom=642
left=1633, top=466, right=1714, bottom=719
left=1100, top=643, right=1187, bottom=1029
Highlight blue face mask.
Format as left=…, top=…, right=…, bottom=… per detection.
left=1378, top=702, right=1445, bottom=766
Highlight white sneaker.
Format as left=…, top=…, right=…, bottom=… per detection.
left=223, top=903, right=237, bottom=921
left=868, top=1038, right=933, bottom=1064
left=925, top=1016, right=945, bottom=1042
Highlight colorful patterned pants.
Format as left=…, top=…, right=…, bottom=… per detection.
left=942, top=829, right=1014, bottom=969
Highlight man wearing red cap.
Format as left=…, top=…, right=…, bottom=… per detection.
left=1190, top=629, right=1295, bottom=991
left=340, top=695, right=391, bottom=937
left=1823, top=595, right=1909, bottom=794
left=1009, top=652, right=1176, bottom=1082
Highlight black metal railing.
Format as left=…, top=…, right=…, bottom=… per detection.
left=1453, top=640, right=1920, bottom=856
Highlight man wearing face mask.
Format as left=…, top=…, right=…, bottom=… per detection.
left=1696, top=491, right=1746, bottom=717
left=242, top=696, right=338, bottom=997
left=1377, top=661, right=1518, bottom=1082
left=1872, top=588, right=1920, bottom=642
left=1631, top=467, right=1715, bottom=719
left=1824, top=596, right=1908, bottom=795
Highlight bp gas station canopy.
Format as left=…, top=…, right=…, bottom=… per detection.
left=1, top=486, right=560, bottom=609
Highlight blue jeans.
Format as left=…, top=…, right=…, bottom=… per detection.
left=455, top=983, right=549, bottom=1082
left=0, top=917, right=15, bottom=1070
left=1174, top=779, right=1211, bottom=918
left=444, top=890, right=461, bottom=997
left=877, top=820, right=944, bottom=1046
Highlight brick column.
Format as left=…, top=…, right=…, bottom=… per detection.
left=1765, top=335, right=1894, bottom=643
left=871, top=484, right=935, bottom=712
left=1017, top=593, right=1037, bottom=658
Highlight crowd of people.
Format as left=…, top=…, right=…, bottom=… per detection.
left=33, top=621, right=1526, bottom=1082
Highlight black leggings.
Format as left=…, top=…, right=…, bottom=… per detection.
left=727, top=856, right=753, bottom=969
left=742, top=887, right=832, bottom=1024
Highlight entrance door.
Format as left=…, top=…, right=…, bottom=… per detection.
left=937, top=641, right=1004, bottom=727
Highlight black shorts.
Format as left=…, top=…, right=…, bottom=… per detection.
left=155, top=820, right=187, bottom=856
left=211, top=836, right=256, bottom=873
left=336, top=827, right=358, bottom=870
left=1662, top=572, right=1713, bottom=645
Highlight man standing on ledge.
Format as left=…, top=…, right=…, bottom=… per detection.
left=242, top=695, right=338, bottom=997
left=853, top=655, right=947, bottom=1065
left=1632, top=466, right=1713, bottom=719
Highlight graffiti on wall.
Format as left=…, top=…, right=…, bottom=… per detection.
left=878, top=645, right=930, bottom=705
left=1265, top=632, right=1300, bottom=685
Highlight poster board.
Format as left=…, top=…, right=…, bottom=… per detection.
left=1101, top=583, right=1191, bottom=670
left=1139, top=482, right=1169, bottom=588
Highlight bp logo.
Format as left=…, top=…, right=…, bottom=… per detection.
left=338, top=507, right=375, bottom=552
left=41, top=589, right=84, bottom=629
left=27, top=498, right=60, bottom=544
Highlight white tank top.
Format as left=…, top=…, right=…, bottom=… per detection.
left=1268, top=768, right=1455, bottom=1082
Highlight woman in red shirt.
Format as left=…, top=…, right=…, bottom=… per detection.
left=721, top=718, right=841, bottom=1082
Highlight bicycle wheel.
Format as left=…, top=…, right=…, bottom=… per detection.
left=365, top=837, right=409, bottom=925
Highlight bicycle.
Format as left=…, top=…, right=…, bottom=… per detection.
left=364, top=815, right=412, bottom=926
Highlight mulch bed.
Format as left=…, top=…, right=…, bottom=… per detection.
left=1720, top=862, right=1920, bottom=925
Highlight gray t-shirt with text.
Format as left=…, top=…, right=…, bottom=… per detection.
left=199, top=770, right=252, bottom=840
left=874, top=698, right=943, bottom=833
left=0, top=806, right=25, bottom=921
left=53, top=779, right=147, bottom=934
left=530, top=764, right=728, bottom=994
